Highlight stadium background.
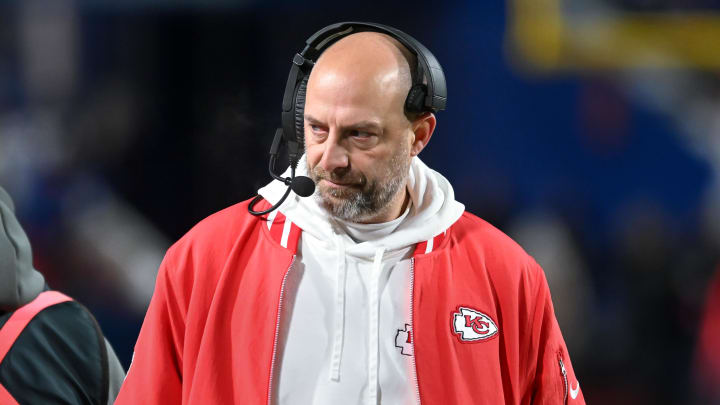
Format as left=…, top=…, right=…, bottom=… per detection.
left=1, top=1, right=719, bottom=403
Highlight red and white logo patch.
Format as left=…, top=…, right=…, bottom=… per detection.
left=395, top=324, right=413, bottom=356
left=452, top=306, right=499, bottom=342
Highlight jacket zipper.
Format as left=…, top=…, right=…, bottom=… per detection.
left=410, top=258, right=421, bottom=405
left=267, top=256, right=296, bottom=405
left=558, top=356, right=568, bottom=405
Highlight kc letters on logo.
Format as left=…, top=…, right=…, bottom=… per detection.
left=452, top=306, right=499, bottom=342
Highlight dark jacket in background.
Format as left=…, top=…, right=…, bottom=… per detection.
left=0, top=186, right=125, bottom=405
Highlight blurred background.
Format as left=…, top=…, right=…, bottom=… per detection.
left=0, top=0, right=719, bottom=403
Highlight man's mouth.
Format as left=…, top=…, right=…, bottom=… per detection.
left=321, top=179, right=359, bottom=188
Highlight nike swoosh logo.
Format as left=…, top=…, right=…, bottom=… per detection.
left=570, top=381, right=580, bottom=399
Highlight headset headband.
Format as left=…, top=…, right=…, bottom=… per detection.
left=303, top=22, right=447, bottom=111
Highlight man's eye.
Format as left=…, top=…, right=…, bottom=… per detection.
left=310, top=125, right=325, bottom=132
left=350, top=130, right=372, bottom=138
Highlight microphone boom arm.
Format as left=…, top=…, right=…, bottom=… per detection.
left=248, top=129, right=314, bottom=216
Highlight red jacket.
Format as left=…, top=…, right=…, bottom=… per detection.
left=115, top=199, right=585, bottom=404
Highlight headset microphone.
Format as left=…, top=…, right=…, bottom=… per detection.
left=249, top=129, right=315, bottom=216
left=291, top=176, right=316, bottom=197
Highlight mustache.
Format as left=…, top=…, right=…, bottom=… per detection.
left=311, top=166, right=366, bottom=187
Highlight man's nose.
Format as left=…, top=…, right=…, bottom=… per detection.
left=318, top=134, right=349, bottom=173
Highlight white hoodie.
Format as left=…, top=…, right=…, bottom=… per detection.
left=258, top=155, right=464, bottom=405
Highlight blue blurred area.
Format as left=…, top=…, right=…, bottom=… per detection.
left=1, top=1, right=718, bottom=404
left=432, top=2, right=711, bottom=237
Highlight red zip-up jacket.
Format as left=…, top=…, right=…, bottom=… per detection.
left=115, top=199, right=585, bottom=404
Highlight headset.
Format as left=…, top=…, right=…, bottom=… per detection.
left=248, top=21, right=447, bottom=216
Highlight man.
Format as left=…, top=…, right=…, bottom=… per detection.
left=116, top=26, right=584, bottom=404
left=0, top=186, right=125, bottom=405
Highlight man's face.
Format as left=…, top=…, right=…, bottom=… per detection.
left=303, top=59, right=414, bottom=223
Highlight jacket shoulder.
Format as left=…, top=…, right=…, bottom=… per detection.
left=451, top=212, right=531, bottom=258
left=158, top=198, right=270, bottom=293
left=449, top=211, right=542, bottom=281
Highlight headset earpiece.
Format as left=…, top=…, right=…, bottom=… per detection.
left=405, top=83, right=427, bottom=116
left=294, top=76, right=309, bottom=151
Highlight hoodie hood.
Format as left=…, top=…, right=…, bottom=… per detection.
left=0, top=186, right=45, bottom=312
left=258, top=155, right=464, bottom=257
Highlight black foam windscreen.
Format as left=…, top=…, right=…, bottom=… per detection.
left=291, top=176, right=316, bottom=197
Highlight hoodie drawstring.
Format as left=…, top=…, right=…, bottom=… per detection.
left=367, top=247, right=385, bottom=405
left=329, top=238, right=388, bottom=405
left=329, top=236, right=347, bottom=381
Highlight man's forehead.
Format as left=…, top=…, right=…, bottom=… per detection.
left=306, top=67, right=404, bottom=117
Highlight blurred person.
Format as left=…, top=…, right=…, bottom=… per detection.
left=0, top=186, right=125, bottom=405
left=694, top=264, right=720, bottom=404
left=508, top=211, right=594, bottom=362
left=116, top=23, right=584, bottom=405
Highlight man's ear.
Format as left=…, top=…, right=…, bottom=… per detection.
left=410, top=112, right=436, bottom=157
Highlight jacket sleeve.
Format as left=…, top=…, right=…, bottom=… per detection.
left=528, top=261, right=586, bottom=405
left=104, top=338, right=126, bottom=405
left=115, top=253, right=185, bottom=404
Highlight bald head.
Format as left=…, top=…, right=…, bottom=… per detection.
left=306, top=32, right=417, bottom=124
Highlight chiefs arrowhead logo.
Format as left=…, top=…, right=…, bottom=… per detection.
left=395, top=324, right=414, bottom=356
left=452, top=306, right=499, bottom=342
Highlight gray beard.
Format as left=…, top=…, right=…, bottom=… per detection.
left=315, top=169, right=406, bottom=222
left=312, top=147, right=411, bottom=223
